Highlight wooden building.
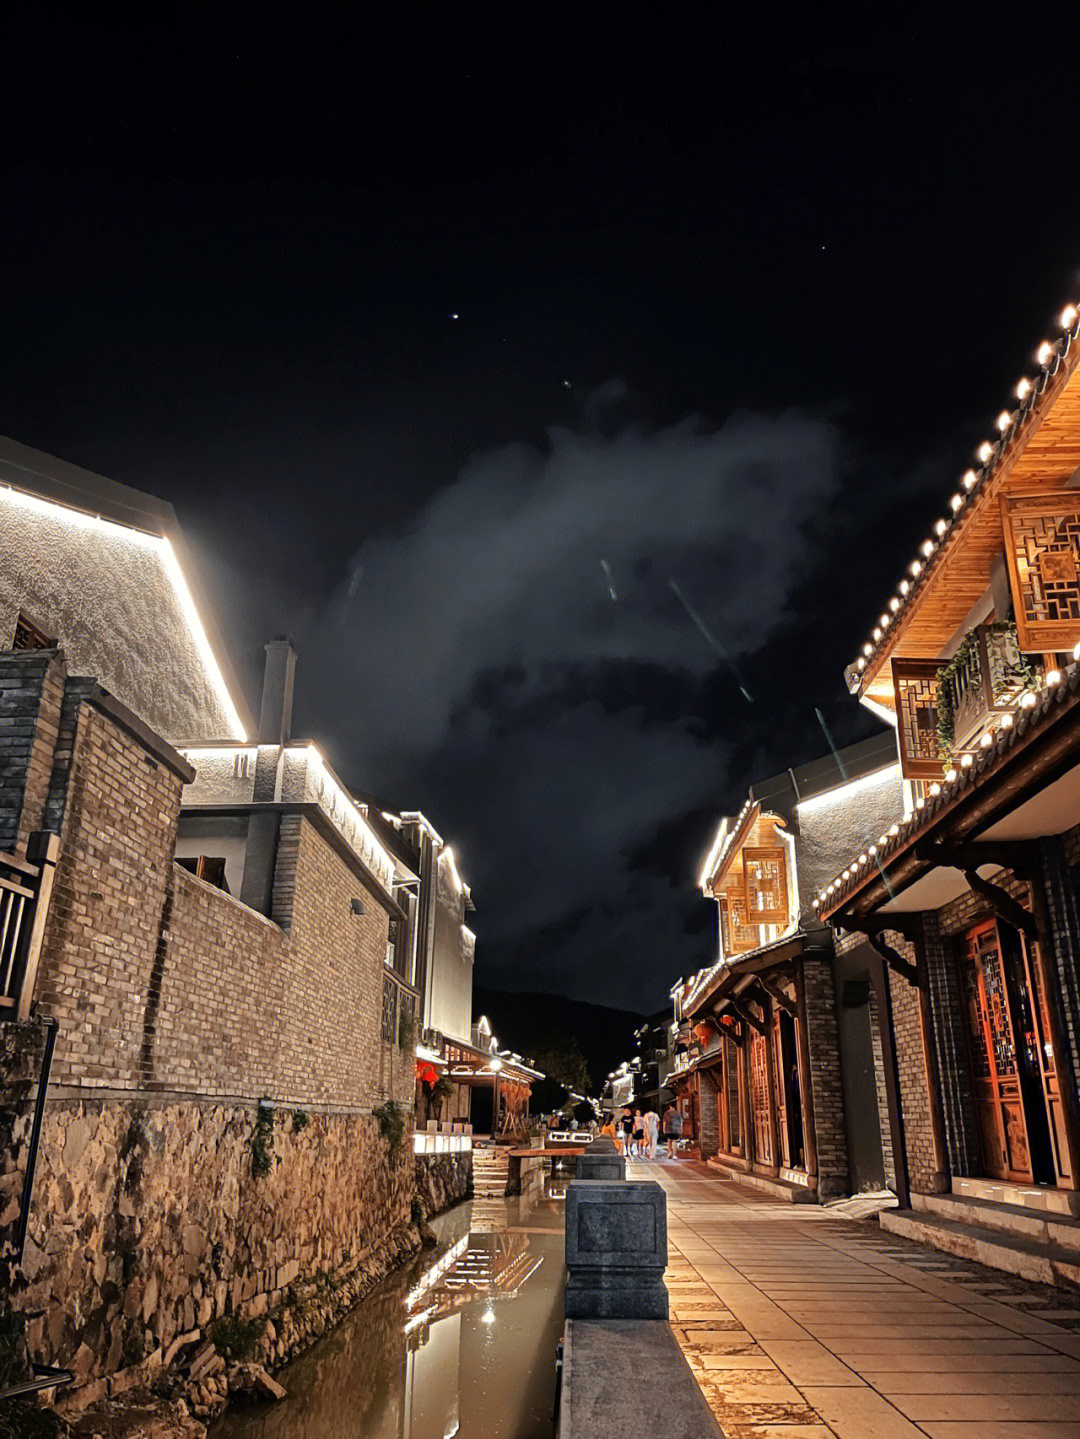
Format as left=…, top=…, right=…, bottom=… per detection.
left=673, top=736, right=901, bottom=1199
left=820, top=292, right=1080, bottom=1269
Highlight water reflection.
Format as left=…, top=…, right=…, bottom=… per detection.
left=212, top=1181, right=565, bottom=1439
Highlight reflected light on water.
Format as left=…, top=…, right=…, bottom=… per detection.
left=212, top=1179, right=567, bottom=1439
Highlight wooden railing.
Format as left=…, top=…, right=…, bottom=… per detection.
left=0, top=833, right=59, bottom=1022
left=940, top=623, right=1034, bottom=754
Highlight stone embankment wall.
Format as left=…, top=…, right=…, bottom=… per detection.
left=415, top=1152, right=472, bottom=1217
left=12, top=1098, right=417, bottom=1401
left=0, top=652, right=421, bottom=1411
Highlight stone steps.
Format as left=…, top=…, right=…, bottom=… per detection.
left=471, top=1145, right=511, bottom=1197
left=881, top=1199, right=1080, bottom=1290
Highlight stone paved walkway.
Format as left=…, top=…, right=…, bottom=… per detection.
left=631, top=1157, right=1080, bottom=1439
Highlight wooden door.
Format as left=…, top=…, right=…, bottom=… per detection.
left=1024, top=934, right=1072, bottom=1182
left=958, top=921, right=1035, bottom=1183
left=749, top=1027, right=773, bottom=1167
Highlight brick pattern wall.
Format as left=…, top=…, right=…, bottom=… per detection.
left=697, top=1066, right=720, bottom=1159
left=0, top=651, right=64, bottom=854
left=1035, top=834, right=1080, bottom=1131
left=867, top=981, right=896, bottom=1191
left=885, top=935, right=939, bottom=1194
left=28, top=680, right=410, bottom=1112
left=922, top=911, right=981, bottom=1178
left=802, top=955, right=849, bottom=1197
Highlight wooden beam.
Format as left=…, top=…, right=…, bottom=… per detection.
left=726, top=997, right=766, bottom=1036
left=757, top=976, right=797, bottom=1016
left=962, top=869, right=1038, bottom=940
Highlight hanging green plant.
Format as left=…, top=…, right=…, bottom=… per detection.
left=374, top=1100, right=406, bottom=1157
left=934, top=619, right=1037, bottom=769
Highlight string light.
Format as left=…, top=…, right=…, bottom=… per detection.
left=856, top=657, right=867, bottom=671
left=928, top=782, right=941, bottom=796
left=850, top=290, right=1079, bottom=697
left=1000, top=713, right=1013, bottom=729
left=960, top=753, right=973, bottom=768
left=1021, top=691, right=1038, bottom=709
left=888, top=823, right=900, bottom=836
left=867, top=844, right=877, bottom=856
left=979, top=732, right=993, bottom=748
left=945, top=767, right=958, bottom=782
left=858, top=853, right=867, bottom=864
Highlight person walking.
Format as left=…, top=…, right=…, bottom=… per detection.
left=645, top=1107, right=660, bottom=1159
left=662, top=1103, right=683, bottom=1159
left=631, top=1107, right=646, bottom=1158
left=619, top=1106, right=634, bottom=1156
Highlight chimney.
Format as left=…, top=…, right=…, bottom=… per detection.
left=241, top=639, right=296, bottom=915
left=258, top=638, right=296, bottom=746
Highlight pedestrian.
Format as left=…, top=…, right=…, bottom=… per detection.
left=662, top=1103, right=683, bottom=1159
left=600, top=1113, right=617, bottom=1142
left=645, top=1107, right=659, bottom=1159
left=631, top=1107, right=646, bottom=1158
left=619, top=1106, right=634, bottom=1156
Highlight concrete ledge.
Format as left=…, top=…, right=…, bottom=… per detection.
left=706, top=1160, right=815, bottom=1203
left=881, top=1206, right=1080, bottom=1290
left=557, top=1320, right=723, bottom=1439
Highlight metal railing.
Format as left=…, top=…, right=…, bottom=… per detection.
left=0, top=833, right=59, bottom=1022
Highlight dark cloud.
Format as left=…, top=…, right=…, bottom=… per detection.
left=288, top=398, right=840, bottom=1005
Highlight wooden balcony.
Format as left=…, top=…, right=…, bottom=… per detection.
left=0, top=833, right=60, bottom=1022
left=894, top=624, right=1037, bottom=777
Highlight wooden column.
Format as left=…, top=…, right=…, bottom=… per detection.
left=793, top=959, right=819, bottom=1183
left=1025, top=873, right=1080, bottom=1190
left=761, top=995, right=780, bottom=1174
left=739, top=1027, right=755, bottom=1167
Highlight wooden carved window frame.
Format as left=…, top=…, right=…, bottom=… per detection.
left=724, top=882, right=760, bottom=954
left=891, top=657, right=943, bottom=779
left=1001, top=490, right=1080, bottom=652
left=743, top=846, right=788, bottom=924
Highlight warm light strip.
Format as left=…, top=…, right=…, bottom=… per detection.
left=303, top=744, right=397, bottom=889
left=442, top=845, right=465, bottom=894
left=795, top=763, right=900, bottom=817
left=697, top=818, right=728, bottom=892
left=159, top=538, right=248, bottom=741
left=2, top=484, right=248, bottom=741
left=401, top=811, right=446, bottom=847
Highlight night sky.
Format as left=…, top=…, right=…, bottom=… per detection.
left=5, top=15, right=1080, bottom=1006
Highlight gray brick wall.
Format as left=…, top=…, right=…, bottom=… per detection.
left=803, top=955, right=849, bottom=1196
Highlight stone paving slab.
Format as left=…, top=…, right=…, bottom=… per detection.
left=630, top=1157, right=1080, bottom=1438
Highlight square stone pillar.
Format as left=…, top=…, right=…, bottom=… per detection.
left=565, top=1180, right=668, bottom=1319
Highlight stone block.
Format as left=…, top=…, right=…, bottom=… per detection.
left=564, top=1180, right=668, bottom=1320
left=576, top=1149, right=625, bottom=1181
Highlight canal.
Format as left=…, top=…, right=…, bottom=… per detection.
left=212, top=1180, right=567, bottom=1439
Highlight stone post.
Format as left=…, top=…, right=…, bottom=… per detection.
left=564, top=1180, right=668, bottom=1319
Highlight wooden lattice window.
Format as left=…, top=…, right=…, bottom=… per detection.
left=743, top=847, right=788, bottom=924
left=381, top=973, right=398, bottom=1044
left=1001, top=491, right=1080, bottom=651
left=725, top=885, right=760, bottom=954
left=11, top=613, right=53, bottom=652
left=892, top=658, right=942, bottom=779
